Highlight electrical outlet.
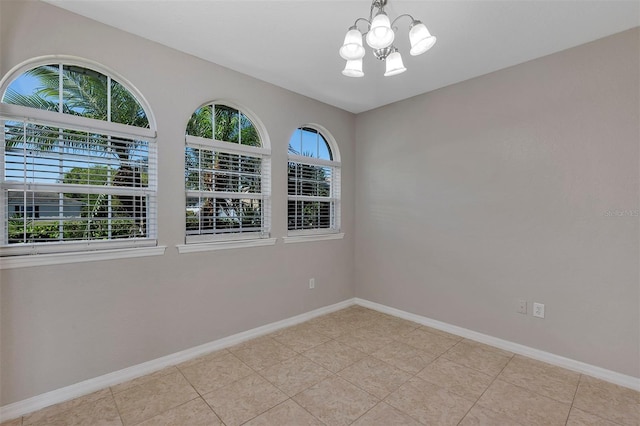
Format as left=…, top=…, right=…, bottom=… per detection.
left=309, top=278, right=315, bottom=289
left=517, top=300, right=527, bottom=314
left=533, top=302, right=545, bottom=318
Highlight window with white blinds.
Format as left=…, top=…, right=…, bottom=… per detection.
left=0, top=61, right=156, bottom=256
left=185, top=103, right=270, bottom=242
left=288, top=126, right=340, bottom=234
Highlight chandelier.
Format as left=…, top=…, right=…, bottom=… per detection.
left=339, top=0, right=437, bottom=77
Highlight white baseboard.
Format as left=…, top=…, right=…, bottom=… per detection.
left=0, top=298, right=355, bottom=423
left=3, top=296, right=638, bottom=423
left=354, top=298, right=640, bottom=392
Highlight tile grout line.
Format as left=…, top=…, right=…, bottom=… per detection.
left=195, top=335, right=324, bottom=425
left=565, top=375, right=627, bottom=426
left=563, top=374, right=582, bottom=426
left=339, top=326, right=456, bottom=425
left=108, top=387, right=125, bottom=426
left=10, top=307, right=636, bottom=426
left=454, top=350, right=516, bottom=426
left=270, top=314, right=404, bottom=424
left=172, top=365, right=228, bottom=426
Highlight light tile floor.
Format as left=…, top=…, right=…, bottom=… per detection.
left=3, top=306, right=639, bottom=425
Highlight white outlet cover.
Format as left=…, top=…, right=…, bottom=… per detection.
left=533, top=302, right=545, bottom=318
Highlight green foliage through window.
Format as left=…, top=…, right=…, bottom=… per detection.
left=3, top=64, right=149, bottom=128
left=1, top=61, right=155, bottom=250
left=185, top=102, right=268, bottom=239
left=287, top=127, right=337, bottom=232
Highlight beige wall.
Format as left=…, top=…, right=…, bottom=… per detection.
left=355, top=28, right=639, bottom=378
left=1, top=0, right=638, bottom=408
left=0, top=0, right=355, bottom=405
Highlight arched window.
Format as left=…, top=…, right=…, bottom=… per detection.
left=184, top=102, right=271, bottom=244
left=0, top=59, right=157, bottom=258
left=288, top=126, right=341, bottom=235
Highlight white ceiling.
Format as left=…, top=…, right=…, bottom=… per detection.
left=44, top=0, right=640, bottom=114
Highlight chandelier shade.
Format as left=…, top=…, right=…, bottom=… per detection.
left=342, top=59, right=364, bottom=77
left=366, top=12, right=394, bottom=49
left=384, top=50, right=406, bottom=76
left=340, top=27, right=366, bottom=60
left=339, top=0, right=437, bottom=77
left=409, top=21, right=437, bottom=56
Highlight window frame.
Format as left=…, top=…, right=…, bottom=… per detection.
left=0, top=56, right=164, bottom=268
left=180, top=101, right=273, bottom=252
left=286, top=124, right=342, bottom=242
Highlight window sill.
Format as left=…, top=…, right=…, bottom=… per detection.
left=0, top=246, right=167, bottom=270
left=176, top=238, right=277, bottom=254
left=283, top=233, right=344, bottom=244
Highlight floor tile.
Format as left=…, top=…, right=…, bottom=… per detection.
left=228, top=336, right=297, bottom=370
left=302, top=339, right=367, bottom=372
left=420, top=325, right=464, bottom=341
left=476, top=379, right=570, bottom=425
left=293, top=376, right=379, bottom=426
left=23, top=395, right=121, bottom=426
left=416, top=357, right=494, bottom=401
left=364, top=317, right=420, bottom=338
left=113, top=371, right=198, bottom=426
left=242, top=400, right=324, bottom=426
left=441, top=339, right=513, bottom=376
left=372, top=341, right=436, bottom=374
left=13, top=306, right=637, bottom=426
left=385, top=377, right=475, bottom=426
left=23, top=389, right=113, bottom=426
left=566, top=407, right=621, bottom=426
left=329, top=307, right=381, bottom=326
left=111, top=366, right=179, bottom=395
left=202, top=373, right=288, bottom=426
left=459, top=405, right=526, bottom=426
left=135, top=397, right=222, bottom=426
left=335, top=327, right=395, bottom=353
left=178, top=351, right=253, bottom=395
left=573, top=375, right=640, bottom=426
left=498, top=355, right=580, bottom=403
left=258, top=355, right=333, bottom=397
left=395, top=328, right=460, bottom=357
left=270, top=324, right=331, bottom=353
left=303, top=315, right=358, bottom=339
left=338, top=356, right=412, bottom=399
left=351, top=402, right=423, bottom=426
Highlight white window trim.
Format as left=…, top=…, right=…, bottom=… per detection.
left=186, top=135, right=269, bottom=156
left=282, top=232, right=344, bottom=244
left=176, top=237, right=276, bottom=254
left=0, top=55, right=158, bottom=130
left=0, top=103, right=156, bottom=140
left=287, top=125, right=342, bottom=237
left=288, top=154, right=340, bottom=168
left=0, top=237, right=157, bottom=257
left=184, top=103, right=271, bottom=246
left=0, top=245, right=166, bottom=269
left=1, top=116, right=158, bottom=254
left=0, top=58, right=158, bottom=264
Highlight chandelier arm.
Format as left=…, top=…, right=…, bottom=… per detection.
left=390, top=13, right=416, bottom=29
left=352, top=17, right=372, bottom=33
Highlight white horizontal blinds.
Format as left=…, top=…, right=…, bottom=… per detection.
left=288, top=159, right=335, bottom=230
left=1, top=118, right=156, bottom=253
left=287, top=127, right=340, bottom=232
left=184, top=103, right=270, bottom=242
left=185, top=145, right=266, bottom=237
left=0, top=61, right=156, bottom=255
